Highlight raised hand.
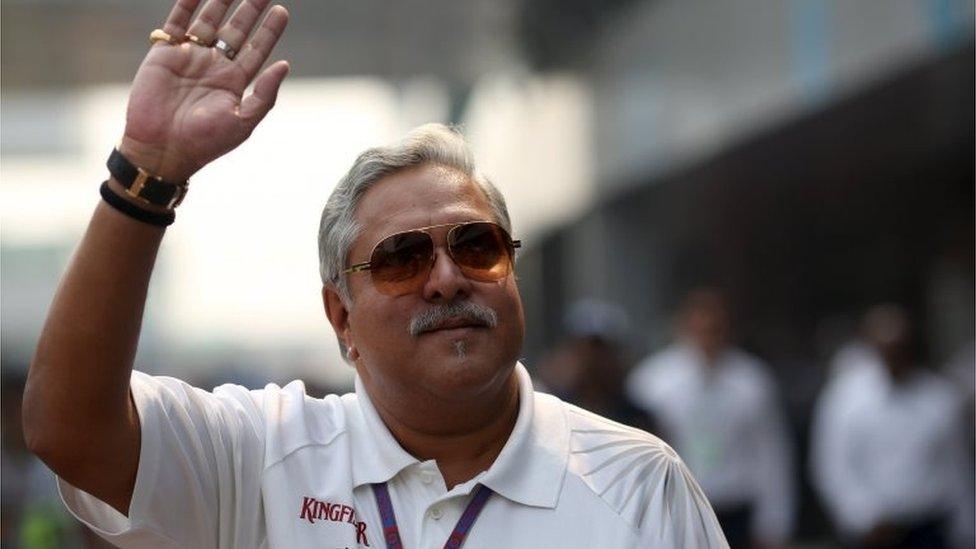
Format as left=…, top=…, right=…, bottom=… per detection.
left=121, top=0, right=290, bottom=182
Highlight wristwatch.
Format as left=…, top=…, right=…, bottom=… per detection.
left=106, top=148, right=189, bottom=210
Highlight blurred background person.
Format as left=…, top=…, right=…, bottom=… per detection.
left=626, top=288, right=795, bottom=549
left=535, top=298, right=656, bottom=433
left=941, top=341, right=976, bottom=548
left=809, top=304, right=974, bottom=549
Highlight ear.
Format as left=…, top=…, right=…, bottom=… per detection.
left=322, top=285, right=359, bottom=361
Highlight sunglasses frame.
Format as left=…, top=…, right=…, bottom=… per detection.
left=341, top=221, right=521, bottom=285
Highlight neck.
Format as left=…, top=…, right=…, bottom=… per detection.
left=686, top=340, right=724, bottom=367
left=369, top=371, right=521, bottom=490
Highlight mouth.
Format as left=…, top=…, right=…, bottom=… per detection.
left=421, top=316, right=489, bottom=335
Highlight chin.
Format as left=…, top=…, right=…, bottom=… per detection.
left=422, top=342, right=513, bottom=398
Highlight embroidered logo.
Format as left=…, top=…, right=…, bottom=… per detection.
left=299, top=496, right=370, bottom=547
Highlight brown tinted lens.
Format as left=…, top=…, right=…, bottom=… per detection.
left=370, top=231, right=434, bottom=294
left=448, top=222, right=512, bottom=281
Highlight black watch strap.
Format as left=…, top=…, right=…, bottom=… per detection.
left=107, top=148, right=189, bottom=209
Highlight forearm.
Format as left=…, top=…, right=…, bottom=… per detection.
left=23, top=190, right=162, bottom=467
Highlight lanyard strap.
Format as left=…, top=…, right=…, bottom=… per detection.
left=371, top=482, right=493, bottom=549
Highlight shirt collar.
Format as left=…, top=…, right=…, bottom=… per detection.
left=479, top=362, right=569, bottom=509
left=348, top=375, right=419, bottom=488
left=347, top=363, right=569, bottom=509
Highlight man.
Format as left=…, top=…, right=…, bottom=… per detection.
left=810, top=305, right=973, bottom=549
left=627, top=289, right=795, bottom=549
left=22, top=0, right=727, bottom=547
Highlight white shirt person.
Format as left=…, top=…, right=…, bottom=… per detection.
left=22, top=0, right=728, bottom=547
left=809, top=307, right=972, bottom=547
left=810, top=305, right=973, bottom=548
left=627, top=290, right=795, bottom=548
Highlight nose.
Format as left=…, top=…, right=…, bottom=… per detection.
left=422, top=247, right=473, bottom=302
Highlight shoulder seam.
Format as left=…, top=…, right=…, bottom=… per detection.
left=262, top=428, right=349, bottom=472
left=566, top=406, right=663, bottom=446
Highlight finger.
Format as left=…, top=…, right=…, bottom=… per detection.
left=184, top=0, right=234, bottom=44
left=162, top=0, right=202, bottom=36
left=216, top=0, right=271, bottom=53
left=235, top=6, right=289, bottom=81
left=240, top=60, right=290, bottom=127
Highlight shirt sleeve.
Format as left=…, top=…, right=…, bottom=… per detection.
left=57, top=371, right=268, bottom=548
left=642, top=450, right=730, bottom=549
left=808, top=375, right=880, bottom=536
left=748, top=379, right=796, bottom=543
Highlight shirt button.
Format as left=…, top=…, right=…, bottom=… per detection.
left=420, top=471, right=435, bottom=484
left=429, top=506, right=443, bottom=520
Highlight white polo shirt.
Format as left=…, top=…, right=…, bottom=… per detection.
left=58, top=363, right=727, bottom=548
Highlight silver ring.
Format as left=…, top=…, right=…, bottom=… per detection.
left=214, top=38, right=237, bottom=60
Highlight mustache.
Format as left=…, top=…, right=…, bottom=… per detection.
left=408, top=301, right=499, bottom=337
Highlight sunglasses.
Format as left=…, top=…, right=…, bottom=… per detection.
left=342, top=221, right=521, bottom=296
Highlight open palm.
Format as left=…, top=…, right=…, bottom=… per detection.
left=122, top=0, right=289, bottom=182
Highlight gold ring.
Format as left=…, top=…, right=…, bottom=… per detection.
left=184, top=33, right=210, bottom=47
left=149, top=28, right=178, bottom=46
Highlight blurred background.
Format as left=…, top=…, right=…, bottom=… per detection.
left=1, top=0, right=973, bottom=547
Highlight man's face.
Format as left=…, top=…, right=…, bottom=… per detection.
left=679, top=292, right=730, bottom=358
left=326, top=164, right=525, bottom=406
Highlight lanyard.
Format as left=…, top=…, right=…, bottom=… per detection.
left=371, top=482, right=493, bottom=549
